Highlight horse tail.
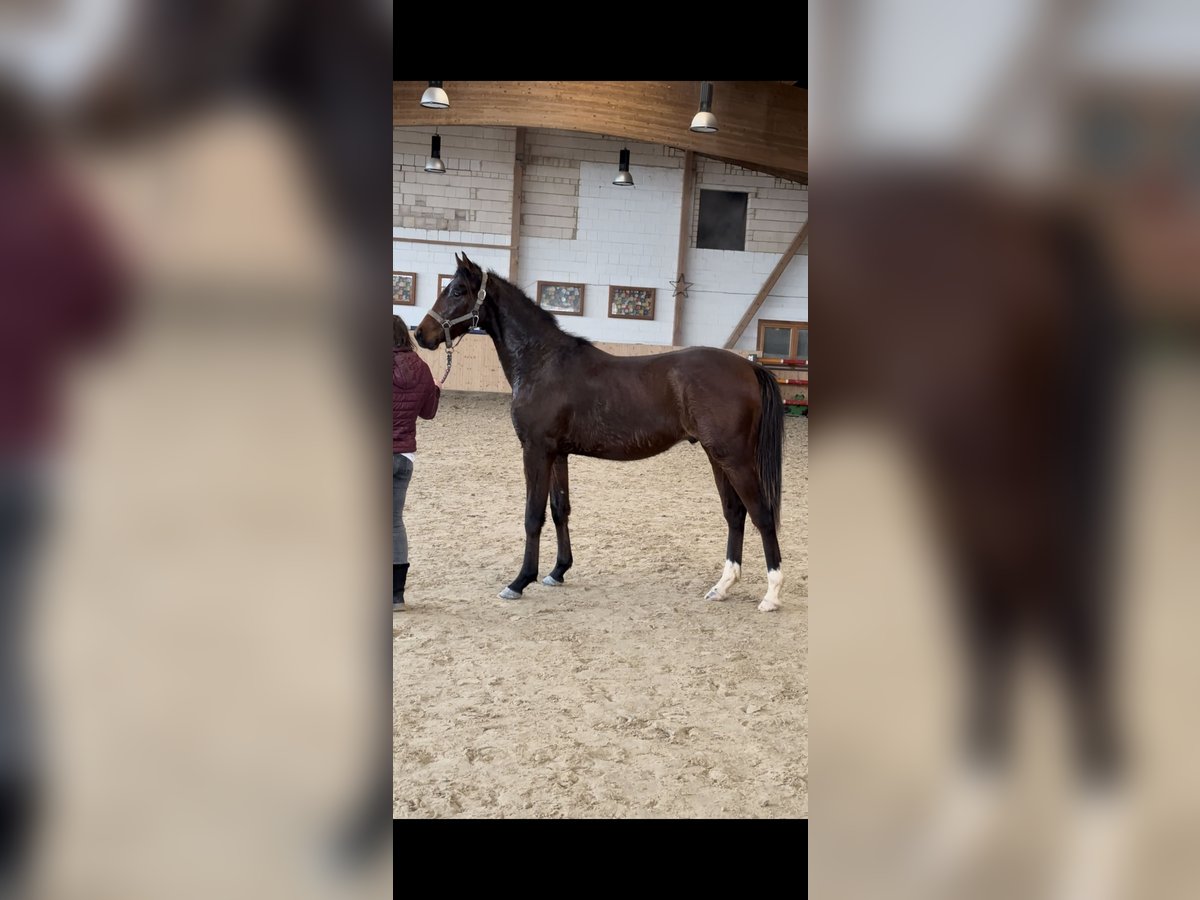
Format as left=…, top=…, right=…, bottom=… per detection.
left=752, top=363, right=785, bottom=530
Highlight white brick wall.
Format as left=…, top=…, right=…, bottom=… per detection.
left=681, top=246, right=808, bottom=351
left=526, top=129, right=685, bottom=169
left=520, top=129, right=684, bottom=240
left=394, top=126, right=515, bottom=236
left=516, top=161, right=683, bottom=344
left=393, top=125, right=807, bottom=350
left=690, top=157, right=809, bottom=254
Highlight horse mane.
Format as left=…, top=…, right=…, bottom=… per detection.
left=458, top=266, right=594, bottom=348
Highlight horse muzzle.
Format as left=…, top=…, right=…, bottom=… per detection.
left=414, top=318, right=442, bottom=350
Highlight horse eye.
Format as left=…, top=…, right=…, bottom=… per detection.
left=452, top=286, right=463, bottom=296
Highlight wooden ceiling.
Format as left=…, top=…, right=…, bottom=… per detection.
left=393, top=81, right=808, bottom=181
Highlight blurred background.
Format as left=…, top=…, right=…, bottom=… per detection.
left=6, top=0, right=1200, bottom=894
left=810, top=0, right=1198, bottom=898
left=0, top=2, right=390, bottom=898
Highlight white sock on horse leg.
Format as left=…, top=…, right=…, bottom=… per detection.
left=705, top=560, right=741, bottom=600
left=758, top=568, right=783, bottom=611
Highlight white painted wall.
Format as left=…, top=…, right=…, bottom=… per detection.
left=393, top=125, right=807, bottom=350
left=682, top=249, right=809, bottom=352
left=514, top=161, right=682, bottom=344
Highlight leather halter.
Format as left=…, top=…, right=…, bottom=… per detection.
left=427, top=271, right=488, bottom=386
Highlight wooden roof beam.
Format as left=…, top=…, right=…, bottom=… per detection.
left=393, top=81, right=807, bottom=179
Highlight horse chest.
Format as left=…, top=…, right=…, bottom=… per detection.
left=510, top=397, right=591, bottom=452
left=509, top=400, right=552, bottom=447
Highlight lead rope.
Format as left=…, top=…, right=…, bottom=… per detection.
left=437, top=336, right=454, bottom=386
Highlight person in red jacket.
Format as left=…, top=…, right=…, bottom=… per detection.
left=393, top=315, right=440, bottom=611
left=0, top=77, right=128, bottom=892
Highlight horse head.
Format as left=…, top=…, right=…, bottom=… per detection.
left=416, top=252, right=486, bottom=349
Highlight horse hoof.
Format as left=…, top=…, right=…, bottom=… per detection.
left=705, top=587, right=725, bottom=601
left=498, top=588, right=521, bottom=600
left=542, top=575, right=563, bottom=587
left=757, top=598, right=781, bottom=612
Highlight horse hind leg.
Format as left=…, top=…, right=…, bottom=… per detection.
left=721, top=462, right=783, bottom=612
left=705, top=457, right=746, bottom=601
left=758, top=532, right=784, bottom=612
left=543, top=456, right=573, bottom=586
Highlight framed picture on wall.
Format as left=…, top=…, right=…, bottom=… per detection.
left=438, top=274, right=455, bottom=298
left=392, top=272, right=416, bottom=306
left=608, top=285, right=656, bottom=320
left=536, top=281, right=584, bottom=316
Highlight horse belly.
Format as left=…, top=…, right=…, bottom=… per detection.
left=584, top=434, right=683, bottom=461
left=568, top=416, right=685, bottom=461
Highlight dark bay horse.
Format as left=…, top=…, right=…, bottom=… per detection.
left=817, top=167, right=1124, bottom=785
left=416, top=253, right=786, bottom=611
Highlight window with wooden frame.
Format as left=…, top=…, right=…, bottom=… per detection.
left=756, top=320, right=808, bottom=359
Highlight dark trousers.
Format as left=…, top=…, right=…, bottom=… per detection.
left=393, top=453, right=412, bottom=565
left=0, top=465, right=46, bottom=889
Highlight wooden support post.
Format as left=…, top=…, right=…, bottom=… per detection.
left=508, top=127, right=526, bottom=283
left=671, top=150, right=696, bottom=348
left=723, top=220, right=808, bottom=349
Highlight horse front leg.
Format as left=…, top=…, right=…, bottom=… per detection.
left=543, top=455, right=573, bottom=586
left=498, top=448, right=553, bottom=599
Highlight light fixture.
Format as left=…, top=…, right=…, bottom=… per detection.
left=690, top=81, right=718, bottom=133
left=420, top=81, right=449, bottom=109
left=424, top=133, right=446, bottom=174
left=612, top=147, right=634, bottom=186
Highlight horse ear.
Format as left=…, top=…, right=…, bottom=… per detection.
left=453, top=252, right=463, bottom=267
left=459, top=252, right=474, bottom=271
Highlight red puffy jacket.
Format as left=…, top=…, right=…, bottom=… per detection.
left=393, top=347, right=440, bottom=453
left=0, top=158, right=127, bottom=456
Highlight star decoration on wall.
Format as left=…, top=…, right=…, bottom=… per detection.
left=670, top=274, right=694, bottom=298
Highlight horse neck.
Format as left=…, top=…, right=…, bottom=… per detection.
left=481, top=279, right=574, bottom=388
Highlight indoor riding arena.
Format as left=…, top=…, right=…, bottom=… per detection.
left=392, top=82, right=808, bottom=818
